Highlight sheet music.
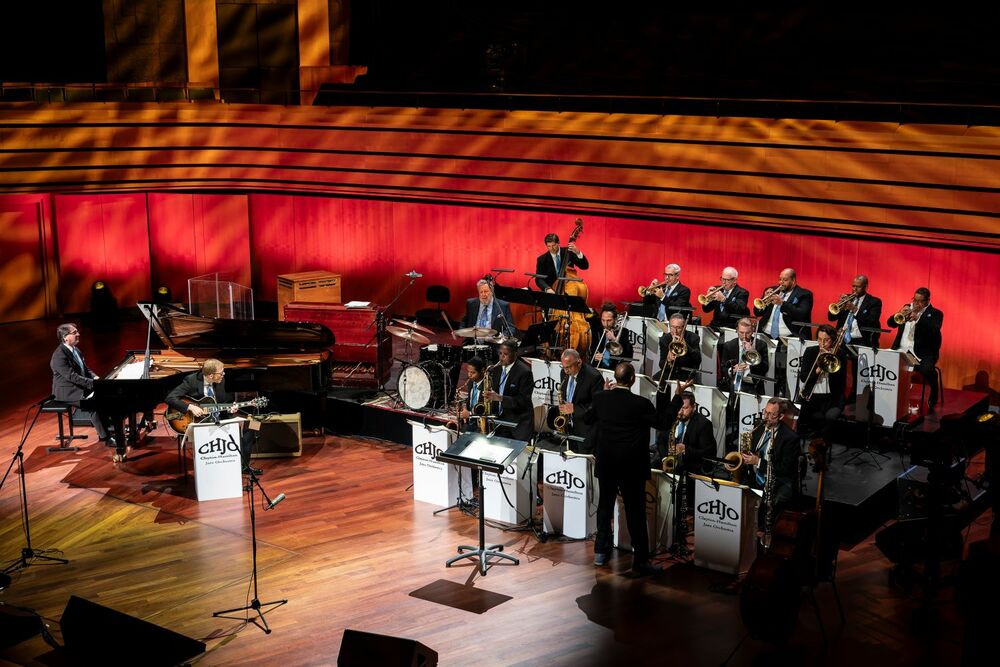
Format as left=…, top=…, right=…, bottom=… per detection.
left=114, top=361, right=146, bottom=379
left=461, top=440, right=511, bottom=464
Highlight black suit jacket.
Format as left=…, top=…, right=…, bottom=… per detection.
left=643, top=282, right=692, bottom=321
left=591, top=327, right=634, bottom=369
left=165, top=372, right=233, bottom=413
left=561, top=363, right=604, bottom=442
left=658, top=329, right=701, bottom=381
left=462, top=297, right=515, bottom=336
left=753, top=285, right=814, bottom=339
left=656, top=411, right=716, bottom=472
left=489, top=360, right=534, bottom=442
left=749, top=422, right=801, bottom=503
left=798, top=346, right=848, bottom=408
left=888, top=304, right=943, bottom=361
left=587, top=390, right=682, bottom=481
left=51, top=344, right=98, bottom=403
left=718, top=336, right=770, bottom=393
left=702, top=284, right=751, bottom=330
left=534, top=248, right=589, bottom=292
left=827, top=293, right=883, bottom=348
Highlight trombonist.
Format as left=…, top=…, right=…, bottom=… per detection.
left=700, top=266, right=750, bottom=331
left=887, top=287, right=943, bottom=411
left=719, top=317, right=769, bottom=395
left=798, top=324, right=848, bottom=444
left=591, top=302, right=633, bottom=369
left=658, top=313, right=701, bottom=383
left=753, top=268, right=813, bottom=396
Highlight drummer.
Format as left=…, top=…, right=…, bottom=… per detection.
left=462, top=279, right=515, bottom=338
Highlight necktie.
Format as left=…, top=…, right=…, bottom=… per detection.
left=553, top=253, right=560, bottom=274
left=769, top=297, right=782, bottom=338
left=206, top=384, right=215, bottom=398
left=675, top=421, right=686, bottom=442
left=602, top=348, right=611, bottom=367
left=477, top=304, right=489, bottom=327
left=566, top=375, right=576, bottom=403
left=755, top=430, right=772, bottom=486
left=498, top=367, right=509, bottom=414
left=844, top=300, right=857, bottom=343
left=657, top=302, right=666, bottom=322
left=470, top=383, right=479, bottom=408
left=734, top=346, right=745, bottom=393
left=71, top=347, right=84, bottom=371
left=720, top=289, right=730, bottom=313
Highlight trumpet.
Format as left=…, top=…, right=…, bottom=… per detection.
left=892, top=303, right=912, bottom=325
left=638, top=279, right=668, bottom=297
left=753, top=287, right=783, bottom=310
left=697, top=285, right=724, bottom=305
left=828, top=293, right=854, bottom=316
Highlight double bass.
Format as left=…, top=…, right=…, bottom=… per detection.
left=550, top=219, right=592, bottom=357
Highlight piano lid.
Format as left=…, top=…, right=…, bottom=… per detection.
left=139, top=302, right=334, bottom=353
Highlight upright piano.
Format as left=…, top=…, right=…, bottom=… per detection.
left=81, top=303, right=333, bottom=457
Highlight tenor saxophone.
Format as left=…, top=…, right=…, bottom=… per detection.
left=662, top=419, right=680, bottom=473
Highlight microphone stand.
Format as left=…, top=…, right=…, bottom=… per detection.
left=212, top=465, right=287, bottom=634
left=1, top=400, right=69, bottom=575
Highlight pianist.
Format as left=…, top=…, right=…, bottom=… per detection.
left=50, top=323, right=113, bottom=445
left=165, top=359, right=257, bottom=467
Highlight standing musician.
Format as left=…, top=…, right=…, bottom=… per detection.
left=483, top=341, right=535, bottom=441
left=753, top=268, right=814, bottom=396
left=718, top=317, right=770, bottom=395
left=461, top=278, right=515, bottom=336
left=826, top=274, right=882, bottom=349
left=798, top=324, right=848, bottom=444
left=534, top=232, right=589, bottom=293
left=642, top=263, right=692, bottom=322
left=700, top=266, right=750, bottom=330
left=586, top=364, right=693, bottom=574
left=591, top=302, right=633, bottom=369
left=50, top=323, right=114, bottom=447
left=741, top=397, right=801, bottom=534
left=557, top=348, right=605, bottom=451
left=657, top=313, right=702, bottom=382
left=656, top=391, right=717, bottom=475
left=887, top=287, right=943, bottom=411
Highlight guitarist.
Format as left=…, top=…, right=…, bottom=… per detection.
left=166, top=359, right=258, bottom=468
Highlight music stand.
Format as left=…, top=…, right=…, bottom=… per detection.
left=437, top=432, right=529, bottom=575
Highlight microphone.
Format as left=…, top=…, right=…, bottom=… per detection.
left=265, top=492, right=286, bottom=511
left=33, top=394, right=55, bottom=406
left=405, top=270, right=423, bottom=279
left=491, top=268, right=514, bottom=273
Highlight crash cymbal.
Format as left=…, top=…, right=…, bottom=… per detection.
left=453, top=326, right=498, bottom=338
left=386, top=326, right=430, bottom=345
left=391, top=318, right=433, bottom=334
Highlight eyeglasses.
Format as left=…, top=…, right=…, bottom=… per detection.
left=664, top=272, right=678, bottom=278
left=720, top=276, right=736, bottom=282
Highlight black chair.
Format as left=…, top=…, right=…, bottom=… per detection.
left=416, top=285, right=451, bottom=326
left=914, top=365, right=945, bottom=408
left=41, top=399, right=87, bottom=453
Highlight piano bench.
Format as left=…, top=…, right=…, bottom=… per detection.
left=41, top=400, right=87, bottom=453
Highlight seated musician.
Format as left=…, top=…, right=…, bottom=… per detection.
left=483, top=341, right=534, bottom=442
left=557, top=349, right=604, bottom=452
left=534, top=232, right=588, bottom=293
left=887, top=287, right=943, bottom=412
left=741, top=398, right=801, bottom=534
left=642, top=263, right=692, bottom=322
left=655, top=391, right=716, bottom=475
left=753, top=268, right=814, bottom=397
left=718, top=317, right=769, bottom=394
left=458, top=356, right=487, bottom=431
left=827, top=274, right=882, bottom=349
left=701, top=266, right=750, bottom=330
left=657, top=313, right=702, bottom=382
left=165, top=359, right=258, bottom=467
left=50, top=323, right=114, bottom=446
left=591, top=302, right=633, bottom=369
left=461, top=278, right=514, bottom=336
left=798, top=324, right=847, bottom=444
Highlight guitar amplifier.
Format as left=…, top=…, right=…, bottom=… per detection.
left=251, top=413, right=302, bottom=458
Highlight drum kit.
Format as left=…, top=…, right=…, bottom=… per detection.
left=388, top=320, right=511, bottom=411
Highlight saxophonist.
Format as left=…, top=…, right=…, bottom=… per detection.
left=483, top=341, right=534, bottom=441
left=591, top=303, right=633, bottom=369
left=557, top=348, right=605, bottom=451
left=740, top=398, right=801, bottom=534
left=586, top=364, right=693, bottom=575
left=458, top=356, right=488, bottom=432
left=655, top=392, right=717, bottom=476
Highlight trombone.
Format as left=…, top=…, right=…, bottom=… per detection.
left=592, top=312, right=627, bottom=363
left=697, top=285, right=724, bottom=305
left=656, top=313, right=690, bottom=392
left=892, top=303, right=912, bottom=325
left=753, top=287, right=784, bottom=310
left=828, top=293, right=854, bottom=316
left=800, top=327, right=846, bottom=401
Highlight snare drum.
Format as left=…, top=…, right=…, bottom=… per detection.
left=398, top=361, right=449, bottom=410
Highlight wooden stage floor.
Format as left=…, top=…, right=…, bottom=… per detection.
left=0, top=318, right=983, bottom=666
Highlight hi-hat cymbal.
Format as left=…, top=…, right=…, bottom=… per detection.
left=386, top=326, right=430, bottom=345
left=454, top=326, right=498, bottom=338
left=391, top=318, right=433, bottom=334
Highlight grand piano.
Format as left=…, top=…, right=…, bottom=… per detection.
left=81, top=302, right=333, bottom=459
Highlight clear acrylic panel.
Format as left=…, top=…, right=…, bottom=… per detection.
left=187, top=272, right=254, bottom=320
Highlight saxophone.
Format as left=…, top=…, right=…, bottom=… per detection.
left=661, top=419, right=680, bottom=473
left=473, top=362, right=501, bottom=434
left=661, top=419, right=689, bottom=541
left=761, top=426, right=777, bottom=550
left=725, top=419, right=763, bottom=484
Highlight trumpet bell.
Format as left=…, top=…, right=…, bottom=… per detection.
left=828, top=303, right=841, bottom=316
left=893, top=312, right=906, bottom=324
left=638, top=286, right=648, bottom=297
left=753, top=297, right=765, bottom=310
left=697, top=294, right=711, bottom=306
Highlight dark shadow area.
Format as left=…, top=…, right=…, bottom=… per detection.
left=408, top=578, right=511, bottom=614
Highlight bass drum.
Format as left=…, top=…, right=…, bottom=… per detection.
left=398, top=361, right=449, bottom=411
